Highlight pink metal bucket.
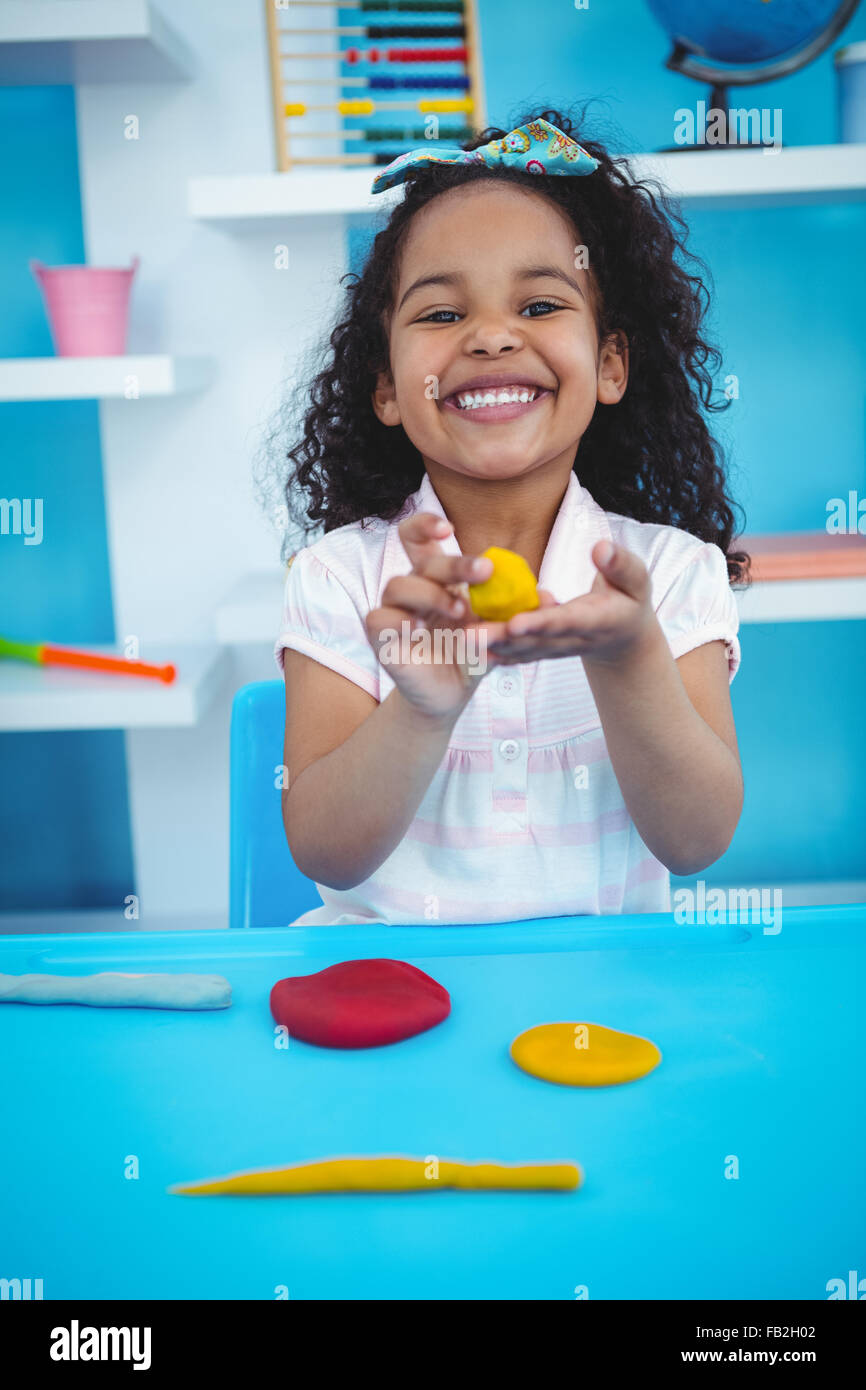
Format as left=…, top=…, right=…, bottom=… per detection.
left=30, top=256, right=140, bottom=356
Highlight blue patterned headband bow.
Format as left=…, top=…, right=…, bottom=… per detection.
left=370, top=117, right=598, bottom=194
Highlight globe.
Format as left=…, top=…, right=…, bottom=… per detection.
left=647, top=0, right=860, bottom=82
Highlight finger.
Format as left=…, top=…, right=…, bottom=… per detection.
left=366, top=606, right=418, bottom=643
left=412, top=552, right=494, bottom=588
left=382, top=573, right=468, bottom=622
left=488, top=644, right=567, bottom=665
left=398, top=511, right=454, bottom=567
left=591, top=540, right=649, bottom=602
left=365, top=607, right=427, bottom=669
left=398, top=512, right=496, bottom=595
left=487, top=589, right=557, bottom=648
left=488, top=635, right=592, bottom=662
left=366, top=605, right=462, bottom=657
left=500, top=593, right=607, bottom=640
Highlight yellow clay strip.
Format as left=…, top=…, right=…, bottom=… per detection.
left=170, top=1156, right=581, bottom=1195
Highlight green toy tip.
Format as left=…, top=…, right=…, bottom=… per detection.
left=0, top=636, right=44, bottom=664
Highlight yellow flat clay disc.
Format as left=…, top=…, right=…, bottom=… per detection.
left=511, top=1021, right=662, bottom=1087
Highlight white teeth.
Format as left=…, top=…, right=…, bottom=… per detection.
left=454, top=386, right=539, bottom=410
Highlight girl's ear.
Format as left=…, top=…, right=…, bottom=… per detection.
left=597, top=331, right=629, bottom=405
left=372, top=370, right=401, bottom=426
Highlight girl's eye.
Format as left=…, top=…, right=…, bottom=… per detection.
left=417, top=299, right=563, bottom=324
left=525, top=299, right=562, bottom=317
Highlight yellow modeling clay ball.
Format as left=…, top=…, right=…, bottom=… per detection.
left=468, top=546, right=540, bottom=622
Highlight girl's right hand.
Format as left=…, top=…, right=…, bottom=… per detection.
left=364, top=512, right=496, bottom=721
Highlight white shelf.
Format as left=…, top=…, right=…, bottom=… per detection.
left=0, top=0, right=192, bottom=83
left=216, top=569, right=866, bottom=645
left=0, top=644, right=229, bottom=731
left=189, top=169, right=401, bottom=226
left=736, top=576, right=866, bottom=623
left=0, top=355, right=213, bottom=402
left=630, top=142, right=866, bottom=210
left=215, top=570, right=287, bottom=644
left=189, top=144, right=866, bottom=225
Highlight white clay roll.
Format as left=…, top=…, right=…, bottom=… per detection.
left=0, top=971, right=232, bottom=1010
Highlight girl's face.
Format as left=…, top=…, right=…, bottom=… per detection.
left=373, top=182, right=627, bottom=483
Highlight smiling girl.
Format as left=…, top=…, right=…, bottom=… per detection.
left=274, top=109, right=749, bottom=927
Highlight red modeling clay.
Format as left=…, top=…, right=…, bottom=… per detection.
left=269, top=958, right=451, bottom=1048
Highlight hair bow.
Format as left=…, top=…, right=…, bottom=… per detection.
left=370, top=117, right=598, bottom=194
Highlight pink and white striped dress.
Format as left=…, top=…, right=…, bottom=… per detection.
left=274, top=470, right=740, bottom=926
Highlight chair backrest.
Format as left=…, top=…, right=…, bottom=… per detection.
left=229, top=680, right=321, bottom=928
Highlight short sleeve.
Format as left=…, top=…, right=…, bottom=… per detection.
left=655, top=542, right=741, bottom=683
left=273, top=549, right=381, bottom=697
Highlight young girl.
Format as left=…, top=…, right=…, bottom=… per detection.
left=274, top=108, right=749, bottom=927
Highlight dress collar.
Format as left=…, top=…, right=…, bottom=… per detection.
left=388, top=469, right=612, bottom=601
left=403, top=469, right=614, bottom=600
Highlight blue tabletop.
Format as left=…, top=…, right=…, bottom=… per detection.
left=1, top=905, right=864, bottom=1300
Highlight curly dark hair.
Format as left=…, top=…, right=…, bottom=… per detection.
left=279, top=104, right=750, bottom=586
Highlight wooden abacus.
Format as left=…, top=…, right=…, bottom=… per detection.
left=264, top=0, right=487, bottom=172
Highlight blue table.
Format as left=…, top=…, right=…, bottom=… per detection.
left=2, top=906, right=863, bottom=1300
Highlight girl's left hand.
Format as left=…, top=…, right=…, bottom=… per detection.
left=487, top=540, right=657, bottom=668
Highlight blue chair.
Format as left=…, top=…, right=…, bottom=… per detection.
left=229, top=680, right=322, bottom=928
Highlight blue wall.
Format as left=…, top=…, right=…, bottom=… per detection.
left=699, top=620, right=866, bottom=884
left=0, top=86, right=134, bottom=911
left=348, top=0, right=866, bottom=889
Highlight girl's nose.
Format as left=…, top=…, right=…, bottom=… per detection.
left=464, top=323, right=525, bottom=353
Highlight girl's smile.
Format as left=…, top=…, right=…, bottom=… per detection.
left=440, top=381, right=554, bottom=424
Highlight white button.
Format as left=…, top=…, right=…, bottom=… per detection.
left=497, top=674, right=517, bottom=696
left=498, top=739, right=520, bottom=761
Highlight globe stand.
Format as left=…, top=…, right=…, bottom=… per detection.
left=657, top=78, right=763, bottom=153
left=654, top=0, right=860, bottom=153
left=707, top=83, right=732, bottom=139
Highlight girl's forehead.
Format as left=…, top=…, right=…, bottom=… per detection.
left=398, top=184, right=580, bottom=274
